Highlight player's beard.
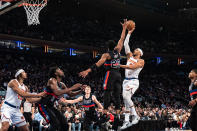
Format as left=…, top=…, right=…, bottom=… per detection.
left=58, top=74, right=65, bottom=79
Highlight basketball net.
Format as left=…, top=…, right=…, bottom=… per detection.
left=20, top=0, right=47, bottom=25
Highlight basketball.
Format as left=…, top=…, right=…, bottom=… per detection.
left=126, top=20, right=135, bottom=31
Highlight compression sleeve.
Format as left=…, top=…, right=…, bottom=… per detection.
left=124, top=33, right=131, bottom=55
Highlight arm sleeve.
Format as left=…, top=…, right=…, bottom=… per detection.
left=124, top=34, right=131, bottom=55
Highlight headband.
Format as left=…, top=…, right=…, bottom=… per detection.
left=15, top=69, right=25, bottom=78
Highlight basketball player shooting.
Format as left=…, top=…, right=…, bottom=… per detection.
left=0, top=69, right=45, bottom=131
left=79, top=19, right=127, bottom=115
left=119, top=21, right=145, bottom=130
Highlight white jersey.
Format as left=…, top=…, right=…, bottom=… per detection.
left=4, top=79, right=26, bottom=107
left=125, top=57, right=143, bottom=78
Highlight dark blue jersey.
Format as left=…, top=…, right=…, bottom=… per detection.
left=104, top=50, right=120, bottom=71
left=82, top=94, right=96, bottom=116
left=39, top=81, right=63, bottom=106
left=189, top=80, right=197, bottom=100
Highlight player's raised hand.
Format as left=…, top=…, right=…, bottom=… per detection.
left=128, top=27, right=135, bottom=34
left=79, top=70, right=89, bottom=78
left=120, top=19, right=128, bottom=29
left=74, top=83, right=83, bottom=87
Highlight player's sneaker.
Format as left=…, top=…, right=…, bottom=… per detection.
left=131, top=115, right=140, bottom=125
left=120, top=121, right=131, bottom=130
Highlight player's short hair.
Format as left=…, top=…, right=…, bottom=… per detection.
left=192, top=69, right=197, bottom=74
left=84, top=86, right=91, bottom=90
left=107, top=40, right=116, bottom=51
left=49, top=66, right=59, bottom=78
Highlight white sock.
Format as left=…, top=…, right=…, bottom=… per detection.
left=125, top=113, right=130, bottom=122
left=131, top=106, right=137, bottom=117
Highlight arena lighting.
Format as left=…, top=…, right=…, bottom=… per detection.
left=156, top=57, right=162, bottom=64
left=181, top=61, right=184, bottom=64
left=70, top=48, right=76, bottom=56
left=15, top=41, right=24, bottom=50
left=178, top=58, right=184, bottom=65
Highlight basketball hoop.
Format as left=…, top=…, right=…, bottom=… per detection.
left=19, top=0, right=47, bottom=25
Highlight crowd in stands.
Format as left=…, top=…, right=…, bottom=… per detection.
left=0, top=47, right=194, bottom=130
left=0, top=2, right=196, bottom=55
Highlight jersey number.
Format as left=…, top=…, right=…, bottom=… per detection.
left=111, top=59, right=120, bottom=68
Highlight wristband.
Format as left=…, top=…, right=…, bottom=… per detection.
left=90, top=64, right=98, bottom=72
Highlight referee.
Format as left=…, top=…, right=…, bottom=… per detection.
left=188, top=69, right=197, bottom=131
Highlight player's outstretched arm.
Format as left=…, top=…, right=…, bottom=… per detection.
left=60, top=96, right=83, bottom=104
left=79, top=53, right=109, bottom=78
left=120, top=59, right=145, bottom=69
left=49, top=79, right=82, bottom=96
left=60, top=82, right=84, bottom=97
left=124, top=29, right=135, bottom=59
left=26, top=97, right=42, bottom=103
left=92, top=95, right=103, bottom=109
left=9, top=80, right=44, bottom=98
left=114, top=19, right=127, bottom=53
left=24, top=86, right=43, bottom=103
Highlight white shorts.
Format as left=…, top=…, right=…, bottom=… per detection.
left=1, top=103, right=26, bottom=127
left=122, top=79, right=139, bottom=95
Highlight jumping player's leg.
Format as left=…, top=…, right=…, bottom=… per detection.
left=103, top=90, right=111, bottom=112
left=103, top=71, right=112, bottom=113
left=127, top=81, right=139, bottom=125
left=122, top=84, right=132, bottom=123
left=113, top=80, right=121, bottom=113
left=121, top=80, right=139, bottom=129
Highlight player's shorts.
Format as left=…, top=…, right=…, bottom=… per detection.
left=122, top=78, right=139, bottom=95
left=38, top=103, right=68, bottom=131
left=1, top=102, right=26, bottom=127
left=103, top=70, right=121, bottom=110
left=83, top=112, right=98, bottom=131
